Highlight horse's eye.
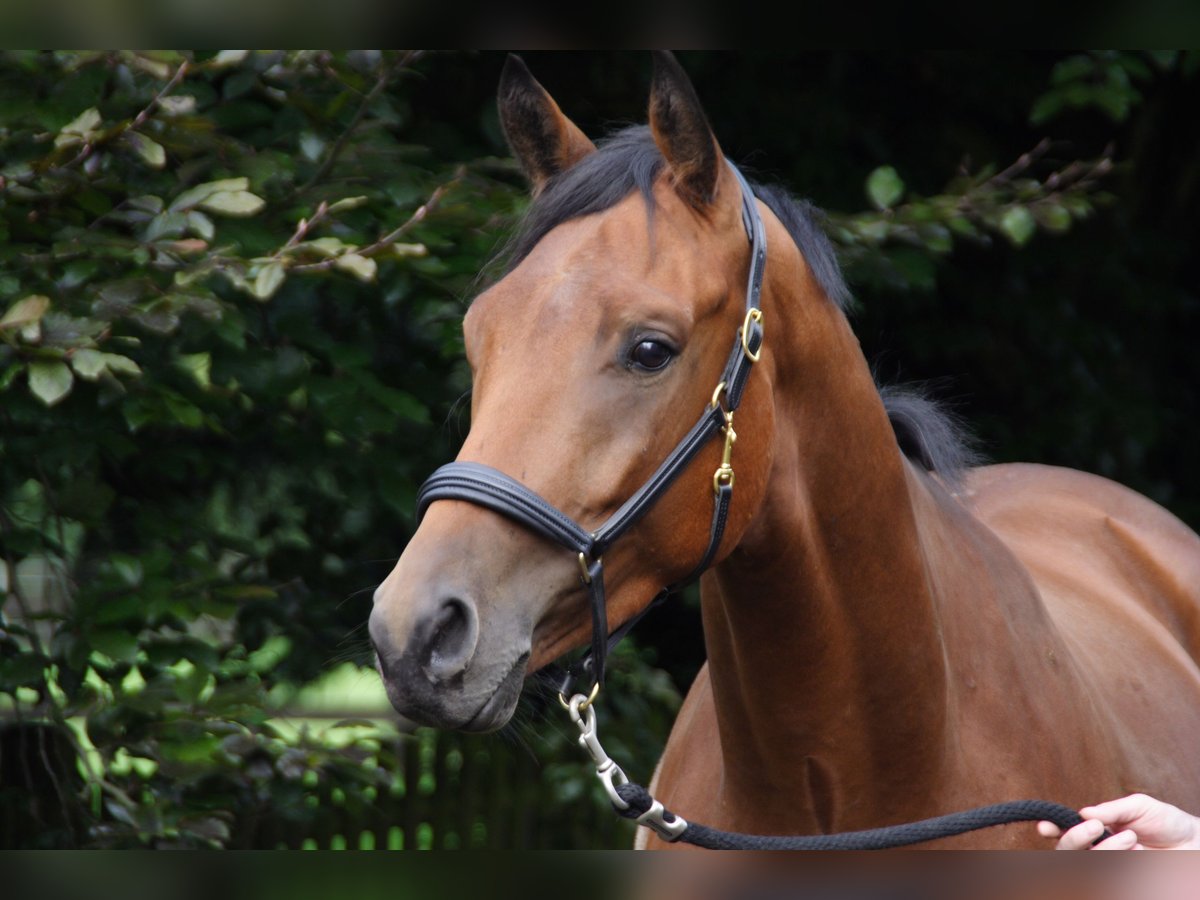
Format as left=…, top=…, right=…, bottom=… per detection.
left=630, top=339, right=673, bottom=371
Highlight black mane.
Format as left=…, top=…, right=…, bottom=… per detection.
left=496, top=125, right=978, bottom=478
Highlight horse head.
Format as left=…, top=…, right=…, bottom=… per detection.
left=370, top=53, right=788, bottom=731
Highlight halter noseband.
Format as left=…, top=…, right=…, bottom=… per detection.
left=415, top=162, right=767, bottom=693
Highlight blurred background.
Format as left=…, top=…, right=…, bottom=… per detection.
left=1, top=50, right=1197, bottom=848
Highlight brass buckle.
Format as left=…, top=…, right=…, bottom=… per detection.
left=741, top=307, right=764, bottom=362
left=577, top=551, right=600, bottom=584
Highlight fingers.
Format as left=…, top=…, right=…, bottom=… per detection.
left=1077, top=793, right=1156, bottom=828
left=1037, top=820, right=1062, bottom=839
left=1091, top=829, right=1139, bottom=850
left=1052, top=817, right=1109, bottom=850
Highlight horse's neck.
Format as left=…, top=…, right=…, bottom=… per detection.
left=699, top=291, right=955, bottom=829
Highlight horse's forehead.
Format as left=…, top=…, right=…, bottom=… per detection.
left=470, top=190, right=737, bottom=344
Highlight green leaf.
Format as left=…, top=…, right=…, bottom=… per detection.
left=112, top=555, right=143, bottom=587
left=165, top=394, right=204, bottom=427
left=300, top=132, right=325, bottom=162
left=93, top=593, right=142, bottom=625
left=198, top=190, right=266, bottom=217
left=253, top=262, right=286, bottom=299
left=101, top=353, right=141, bottom=376
left=1037, top=203, right=1072, bottom=234
left=159, top=95, right=196, bottom=116
left=334, top=253, right=377, bottom=282
left=89, top=629, right=139, bottom=664
left=126, top=131, right=166, bottom=168
left=1, top=294, right=50, bottom=330
left=1029, top=93, right=1064, bottom=126
left=999, top=206, right=1037, bottom=246
left=0, top=364, right=22, bottom=391
left=143, top=212, right=188, bottom=242
left=169, top=177, right=250, bottom=212
left=55, top=107, right=101, bottom=147
left=28, top=359, right=74, bottom=406
left=866, top=166, right=905, bottom=210
left=176, top=352, right=212, bottom=388
left=211, top=49, right=250, bottom=68
left=327, top=195, right=368, bottom=214
left=71, top=348, right=108, bottom=380
left=300, top=237, right=349, bottom=257
left=392, top=242, right=428, bottom=258
left=0, top=652, right=49, bottom=689
left=186, top=211, right=215, bottom=241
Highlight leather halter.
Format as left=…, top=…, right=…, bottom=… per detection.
left=416, top=162, right=766, bottom=692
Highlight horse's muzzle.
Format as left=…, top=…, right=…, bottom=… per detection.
left=369, top=594, right=525, bottom=732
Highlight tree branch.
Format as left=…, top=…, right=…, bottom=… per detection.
left=58, top=58, right=191, bottom=171
left=295, top=50, right=426, bottom=196
left=291, top=166, right=464, bottom=273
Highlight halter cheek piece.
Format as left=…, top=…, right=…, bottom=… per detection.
left=415, top=163, right=766, bottom=694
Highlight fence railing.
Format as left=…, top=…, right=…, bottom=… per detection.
left=228, top=726, right=635, bottom=850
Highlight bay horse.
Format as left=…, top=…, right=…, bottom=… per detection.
left=369, top=53, right=1200, bottom=848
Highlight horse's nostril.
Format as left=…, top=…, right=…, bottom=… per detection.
left=423, top=597, right=479, bottom=681
left=374, top=645, right=394, bottom=680
left=369, top=612, right=399, bottom=681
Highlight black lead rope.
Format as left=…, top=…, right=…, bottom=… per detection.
left=611, top=782, right=1102, bottom=850
left=558, top=690, right=1110, bottom=849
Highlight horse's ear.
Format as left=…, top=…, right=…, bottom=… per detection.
left=649, top=51, right=722, bottom=207
left=498, top=55, right=596, bottom=195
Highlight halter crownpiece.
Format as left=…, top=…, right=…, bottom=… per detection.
left=415, top=161, right=767, bottom=693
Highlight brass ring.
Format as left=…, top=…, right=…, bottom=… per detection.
left=741, top=307, right=764, bottom=362
left=558, top=681, right=601, bottom=711
left=713, top=467, right=735, bottom=494
left=710, top=381, right=728, bottom=409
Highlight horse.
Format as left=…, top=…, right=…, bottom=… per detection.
left=368, top=52, right=1200, bottom=848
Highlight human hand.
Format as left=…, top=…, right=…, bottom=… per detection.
left=1037, top=793, right=1200, bottom=850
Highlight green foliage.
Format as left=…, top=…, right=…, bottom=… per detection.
left=833, top=141, right=1111, bottom=293
left=0, top=49, right=533, bottom=847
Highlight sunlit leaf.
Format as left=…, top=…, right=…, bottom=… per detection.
left=28, top=359, right=74, bottom=405
left=177, top=352, right=212, bottom=388
left=0, top=294, right=50, bottom=329
left=71, top=348, right=108, bottom=380
left=334, top=253, right=376, bottom=282
left=159, top=95, right=196, bottom=116
left=199, top=190, right=266, bottom=217
left=211, top=50, right=250, bottom=68
left=55, top=107, right=102, bottom=147
left=253, top=262, right=286, bottom=299
left=999, top=206, right=1036, bottom=246
left=866, top=166, right=905, bottom=210
left=301, top=237, right=349, bottom=257
left=126, top=132, right=166, bottom=168
left=327, top=196, right=368, bottom=213
left=101, top=353, right=142, bottom=376
left=187, top=211, right=215, bottom=240
left=300, top=132, right=325, bottom=162
left=169, top=178, right=250, bottom=212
